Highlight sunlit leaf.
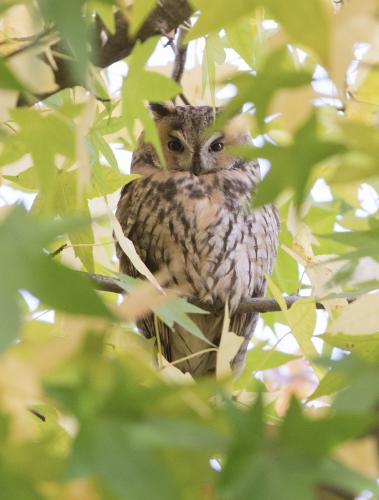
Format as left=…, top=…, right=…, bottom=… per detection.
left=122, top=37, right=180, bottom=160
left=0, top=205, right=111, bottom=350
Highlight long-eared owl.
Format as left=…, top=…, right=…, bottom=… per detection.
left=116, top=103, right=279, bottom=376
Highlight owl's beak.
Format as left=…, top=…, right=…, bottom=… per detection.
left=191, top=163, right=202, bottom=176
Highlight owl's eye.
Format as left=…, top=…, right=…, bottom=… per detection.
left=209, top=140, right=224, bottom=152
left=167, top=138, right=184, bottom=152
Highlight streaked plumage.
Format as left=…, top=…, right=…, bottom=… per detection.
left=116, top=104, right=279, bottom=376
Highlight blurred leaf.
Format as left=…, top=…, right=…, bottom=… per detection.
left=225, top=17, right=256, bottom=68
left=221, top=47, right=312, bottom=129
left=234, top=342, right=299, bottom=390
left=308, top=369, right=352, bottom=401
left=202, top=33, right=225, bottom=108
left=190, top=0, right=329, bottom=65
left=286, top=299, right=321, bottom=377
left=323, top=332, right=379, bottom=363
left=0, top=205, right=111, bottom=350
left=188, top=0, right=257, bottom=41
left=88, top=129, right=119, bottom=169
left=238, top=113, right=346, bottom=207
left=264, top=0, right=330, bottom=65
left=217, top=303, right=244, bottom=378
left=122, top=37, right=180, bottom=160
left=0, top=58, right=25, bottom=91
left=127, top=0, right=156, bottom=36
left=88, top=162, right=139, bottom=198
left=319, top=225, right=379, bottom=262
left=219, top=396, right=378, bottom=500
left=326, top=292, right=379, bottom=337
left=280, top=397, right=375, bottom=458
left=8, top=108, right=76, bottom=202
left=247, top=342, right=300, bottom=371
left=6, top=164, right=136, bottom=270
left=69, top=418, right=179, bottom=500
left=267, top=277, right=321, bottom=378
left=37, top=0, right=89, bottom=83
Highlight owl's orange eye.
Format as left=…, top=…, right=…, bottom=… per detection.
left=209, top=140, right=224, bottom=152
left=167, top=139, right=184, bottom=152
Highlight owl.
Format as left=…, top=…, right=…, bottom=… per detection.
left=116, top=103, right=279, bottom=376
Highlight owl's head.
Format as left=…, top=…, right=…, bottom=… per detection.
left=148, top=103, right=252, bottom=175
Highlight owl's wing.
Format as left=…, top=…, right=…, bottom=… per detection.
left=115, top=179, right=161, bottom=277
left=115, top=179, right=174, bottom=356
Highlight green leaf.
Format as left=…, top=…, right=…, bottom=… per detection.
left=188, top=0, right=258, bottom=41
left=221, top=47, right=312, bottom=130
left=286, top=299, right=321, bottom=376
left=6, top=164, right=136, bottom=271
left=266, top=277, right=321, bottom=379
left=264, top=0, right=330, bottom=65
left=155, top=297, right=211, bottom=345
left=318, top=225, right=379, bottom=262
left=69, top=418, right=179, bottom=500
left=322, top=332, right=379, bottom=362
left=237, top=112, right=346, bottom=207
left=8, top=108, right=76, bottom=203
left=202, top=33, right=225, bottom=108
left=88, top=129, right=119, bottom=170
left=0, top=58, right=25, bottom=91
left=0, top=206, right=111, bottom=350
left=234, top=342, right=299, bottom=390
left=189, top=0, right=329, bottom=65
left=280, top=397, right=375, bottom=457
left=88, top=163, right=139, bottom=199
left=127, top=0, right=156, bottom=36
left=219, top=396, right=378, bottom=500
left=225, top=17, right=256, bottom=68
left=37, top=0, right=89, bottom=83
left=246, top=343, right=300, bottom=371
left=308, top=369, right=352, bottom=401
left=122, top=38, right=180, bottom=160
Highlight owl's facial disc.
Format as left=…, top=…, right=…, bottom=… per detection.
left=151, top=105, right=248, bottom=174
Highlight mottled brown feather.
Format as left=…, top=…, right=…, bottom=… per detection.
left=116, top=105, right=279, bottom=376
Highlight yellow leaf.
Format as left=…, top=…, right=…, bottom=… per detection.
left=328, top=292, right=379, bottom=335
left=266, top=274, right=287, bottom=311
left=334, top=437, right=379, bottom=479
left=329, top=0, right=379, bottom=93
left=216, top=302, right=244, bottom=379
left=286, top=299, right=322, bottom=379
left=113, top=214, right=163, bottom=292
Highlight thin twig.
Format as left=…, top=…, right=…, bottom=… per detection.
left=167, top=347, right=218, bottom=367
left=4, top=28, right=57, bottom=61
left=50, top=244, right=68, bottom=257
left=84, top=272, right=335, bottom=314
left=29, top=408, right=46, bottom=422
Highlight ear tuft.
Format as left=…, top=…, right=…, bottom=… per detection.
left=149, top=102, right=174, bottom=119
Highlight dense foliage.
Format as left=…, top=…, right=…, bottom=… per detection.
left=0, top=1, right=379, bottom=498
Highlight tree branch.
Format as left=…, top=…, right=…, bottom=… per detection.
left=14, top=0, right=192, bottom=102
left=85, top=272, right=330, bottom=314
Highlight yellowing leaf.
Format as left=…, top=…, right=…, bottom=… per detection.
left=122, top=38, right=180, bottom=160
left=334, top=437, right=379, bottom=480
left=328, top=292, right=379, bottom=335
left=126, top=0, right=156, bottom=36
left=286, top=299, right=323, bottom=379
left=113, top=215, right=163, bottom=292
left=216, top=302, right=244, bottom=379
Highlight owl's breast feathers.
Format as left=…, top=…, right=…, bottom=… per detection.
left=116, top=162, right=280, bottom=312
